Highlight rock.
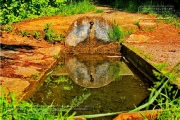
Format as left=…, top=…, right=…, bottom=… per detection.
left=65, top=16, right=112, bottom=47
left=13, top=66, right=40, bottom=77
left=66, top=20, right=89, bottom=46
left=121, top=24, right=139, bottom=33
left=126, top=34, right=150, bottom=43
left=36, top=46, right=61, bottom=56
left=0, top=77, right=30, bottom=98
left=139, top=22, right=157, bottom=31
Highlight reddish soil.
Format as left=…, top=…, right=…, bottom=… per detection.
left=127, top=22, right=180, bottom=70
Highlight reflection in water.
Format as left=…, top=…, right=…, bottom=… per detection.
left=30, top=54, right=150, bottom=116
left=66, top=56, right=118, bottom=88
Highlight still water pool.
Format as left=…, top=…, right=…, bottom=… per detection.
left=30, top=54, right=150, bottom=115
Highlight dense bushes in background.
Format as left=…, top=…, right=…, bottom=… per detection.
left=96, top=0, right=180, bottom=12
left=0, top=0, right=95, bottom=24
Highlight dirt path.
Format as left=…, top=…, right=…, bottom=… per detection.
left=0, top=6, right=180, bottom=99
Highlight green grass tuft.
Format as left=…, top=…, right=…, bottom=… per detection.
left=1, top=86, right=90, bottom=120
left=33, top=31, right=41, bottom=39
left=2, top=25, right=13, bottom=32
left=108, top=20, right=121, bottom=42
left=96, top=9, right=104, bottom=13
left=43, top=23, right=61, bottom=43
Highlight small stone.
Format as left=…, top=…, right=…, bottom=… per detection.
left=121, top=24, right=139, bottom=33
left=13, top=66, right=40, bottom=77
left=126, top=34, right=150, bottom=43
left=139, top=22, right=157, bottom=31
left=169, top=50, right=176, bottom=52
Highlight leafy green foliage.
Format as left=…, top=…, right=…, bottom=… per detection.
left=154, top=62, right=169, bottom=71
left=173, top=19, right=180, bottom=28
left=125, top=1, right=138, bottom=12
left=59, top=0, right=95, bottom=16
left=134, top=62, right=180, bottom=119
left=112, top=0, right=138, bottom=12
left=139, top=5, right=157, bottom=15
left=153, top=63, right=180, bottom=119
left=0, top=0, right=95, bottom=24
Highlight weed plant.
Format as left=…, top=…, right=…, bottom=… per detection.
left=130, top=63, right=180, bottom=119
left=153, top=62, right=180, bottom=119
left=44, top=23, right=60, bottom=43
left=154, top=62, right=169, bottom=71
left=33, top=31, right=41, bottom=39
left=2, top=25, right=13, bottom=32
left=0, top=89, right=74, bottom=120
left=133, top=20, right=140, bottom=29
left=20, top=31, right=31, bottom=37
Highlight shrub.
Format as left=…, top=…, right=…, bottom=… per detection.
left=0, top=0, right=95, bottom=24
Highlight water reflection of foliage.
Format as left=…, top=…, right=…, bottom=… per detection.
left=51, top=76, right=69, bottom=83
left=108, top=62, right=121, bottom=80
left=47, top=75, right=74, bottom=91
left=70, top=93, right=91, bottom=108
left=35, top=72, right=92, bottom=110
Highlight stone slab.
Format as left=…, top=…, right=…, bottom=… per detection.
left=0, top=77, right=30, bottom=98
left=126, top=34, right=150, bottom=43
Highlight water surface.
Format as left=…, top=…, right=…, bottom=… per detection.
left=30, top=54, right=150, bottom=115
